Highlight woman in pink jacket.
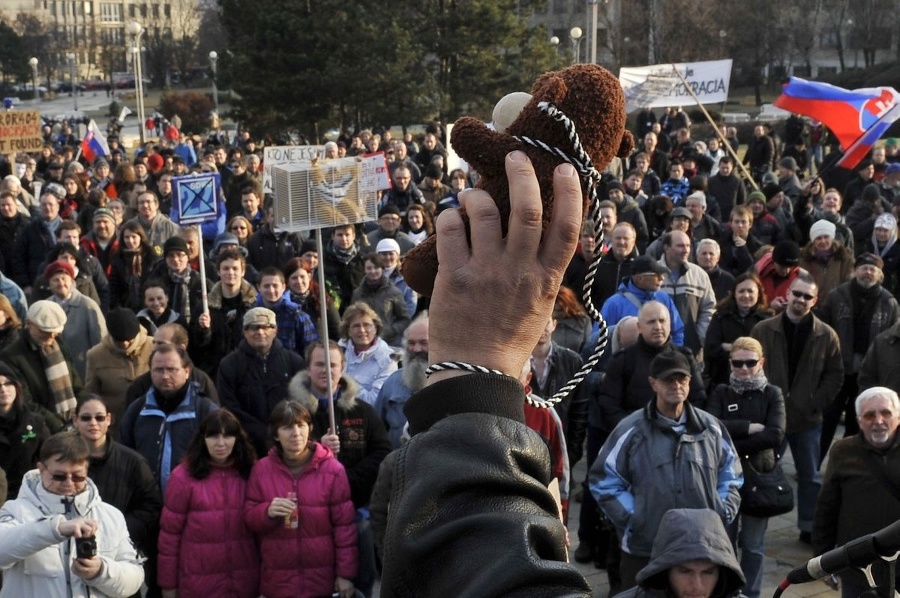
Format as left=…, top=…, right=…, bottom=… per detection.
left=244, top=400, right=358, bottom=598
left=158, top=408, right=259, bottom=597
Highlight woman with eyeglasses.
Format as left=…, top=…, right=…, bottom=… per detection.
left=704, top=273, right=773, bottom=389
left=338, top=302, right=397, bottom=406
left=227, top=215, right=253, bottom=251
left=706, top=336, right=785, bottom=598
left=73, top=395, right=162, bottom=596
left=158, top=408, right=259, bottom=598
left=0, top=361, right=49, bottom=499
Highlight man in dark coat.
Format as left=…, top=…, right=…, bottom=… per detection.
left=216, top=307, right=305, bottom=455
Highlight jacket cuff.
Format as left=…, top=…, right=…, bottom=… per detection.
left=405, top=373, right=526, bottom=436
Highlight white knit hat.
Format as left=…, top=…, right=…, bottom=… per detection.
left=809, top=219, right=836, bottom=241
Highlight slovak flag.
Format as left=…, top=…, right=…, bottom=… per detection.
left=80, top=120, right=111, bottom=163
left=774, top=77, right=900, bottom=169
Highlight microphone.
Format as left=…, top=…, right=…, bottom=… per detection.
left=786, top=520, right=900, bottom=584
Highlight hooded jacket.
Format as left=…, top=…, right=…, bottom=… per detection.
left=798, top=240, right=854, bottom=302
left=599, top=279, right=686, bottom=346
left=243, top=444, right=357, bottom=598
left=288, top=372, right=391, bottom=508
left=590, top=398, right=743, bottom=558
left=614, top=508, right=745, bottom=597
left=0, top=470, right=144, bottom=598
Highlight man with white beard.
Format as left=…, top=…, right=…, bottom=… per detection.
left=374, top=314, right=429, bottom=448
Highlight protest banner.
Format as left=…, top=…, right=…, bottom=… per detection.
left=0, top=110, right=42, bottom=153
left=619, top=60, right=733, bottom=112
left=262, top=145, right=325, bottom=194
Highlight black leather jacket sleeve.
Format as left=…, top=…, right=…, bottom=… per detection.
left=381, top=373, right=590, bottom=597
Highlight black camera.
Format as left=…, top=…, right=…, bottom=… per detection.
left=75, top=536, right=97, bottom=559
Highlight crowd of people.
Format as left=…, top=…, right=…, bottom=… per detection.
left=0, top=106, right=900, bottom=598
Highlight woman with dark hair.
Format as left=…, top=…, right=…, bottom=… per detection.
left=110, top=163, right=137, bottom=214
left=109, top=221, right=158, bottom=310
left=244, top=400, right=357, bottom=598
left=61, top=172, right=87, bottom=220
left=158, top=408, right=259, bottom=598
left=552, top=286, right=591, bottom=353
left=284, top=257, right=340, bottom=340
left=0, top=361, right=49, bottom=499
left=136, top=279, right=187, bottom=334
left=0, top=294, right=21, bottom=353
left=704, top=273, right=773, bottom=388
left=401, top=203, right=434, bottom=245
left=73, top=396, right=162, bottom=595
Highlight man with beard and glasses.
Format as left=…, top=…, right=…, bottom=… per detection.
left=374, top=314, right=428, bottom=449
left=817, top=253, right=900, bottom=462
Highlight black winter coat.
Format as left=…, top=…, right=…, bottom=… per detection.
left=87, top=439, right=162, bottom=551
left=216, top=339, right=305, bottom=456
left=596, top=337, right=705, bottom=433
left=0, top=401, right=49, bottom=499
left=707, top=383, right=785, bottom=472
left=704, top=306, right=773, bottom=388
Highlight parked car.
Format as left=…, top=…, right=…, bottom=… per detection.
left=83, top=78, right=112, bottom=91
left=54, top=82, right=86, bottom=93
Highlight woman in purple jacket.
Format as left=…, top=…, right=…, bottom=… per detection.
left=244, top=400, right=357, bottom=598
left=158, top=408, right=259, bottom=598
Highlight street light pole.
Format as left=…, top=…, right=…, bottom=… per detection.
left=209, top=51, right=219, bottom=112
left=28, top=57, right=38, bottom=102
left=66, top=53, right=78, bottom=111
left=570, top=26, right=583, bottom=64
left=126, top=21, right=146, bottom=145
left=587, top=0, right=599, bottom=64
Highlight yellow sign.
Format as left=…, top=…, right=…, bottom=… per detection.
left=0, top=111, right=42, bottom=153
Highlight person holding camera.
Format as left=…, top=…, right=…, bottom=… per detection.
left=0, top=429, right=144, bottom=597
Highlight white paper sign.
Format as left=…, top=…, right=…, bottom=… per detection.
left=619, top=59, right=733, bottom=112
left=359, top=153, right=391, bottom=194
left=262, top=145, right=325, bottom=194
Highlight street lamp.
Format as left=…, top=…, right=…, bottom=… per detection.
left=570, top=26, right=583, bottom=64
left=126, top=21, right=146, bottom=144
left=28, top=57, right=38, bottom=102
left=718, top=30, right=728, bottom=58
left=209, top=50, right=219, bottom=112
left=66, top=53, right=78, bottom=111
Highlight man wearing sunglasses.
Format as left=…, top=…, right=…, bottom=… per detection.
left=0, top=430, right=144, bottom=597
left=751, top=271, right=843, bottom=544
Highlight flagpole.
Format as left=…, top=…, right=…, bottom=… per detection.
left=669, top=63, right=758, bottom=190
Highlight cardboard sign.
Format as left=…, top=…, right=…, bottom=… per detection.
left=172, top=172, right=221, bottom=225
left=263, top=145, right=325, bottom=194
left=0, top=111, right=42, bottom=153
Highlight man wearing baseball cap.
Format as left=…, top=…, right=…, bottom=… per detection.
left=817, top=252, right=900, bottom=461
left=590, top=350, right=742, bottom=591
left=216, top=306, right=305, bottom=455
left=0, top=300, right=86, bottom=432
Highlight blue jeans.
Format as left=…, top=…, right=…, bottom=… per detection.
left=738, top=514, right=769, bottom=598
left=781, top=426, right=822, bottom=532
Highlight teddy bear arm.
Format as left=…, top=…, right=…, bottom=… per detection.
left=451, top=117, right=523, bottom=180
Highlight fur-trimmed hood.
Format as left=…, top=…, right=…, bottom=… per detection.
left=207, top=279, right=257, bottom=310
left=287, top=370, right=362, bottom=414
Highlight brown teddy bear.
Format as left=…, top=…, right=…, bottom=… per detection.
left=401, top=63, right=634, bottom=297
